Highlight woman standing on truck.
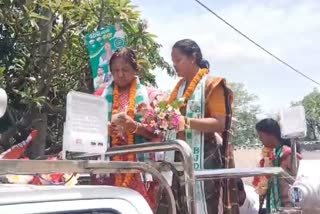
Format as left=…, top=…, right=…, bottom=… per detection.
left=157, top=39, right=239, bottom=214
left=93, top=47, right=158, bottom=211
left=255, top=118, right=302, bottom=213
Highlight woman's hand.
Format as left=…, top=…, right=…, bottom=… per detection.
left=108, top=122, right=119, bottom=136
left=115, top=113, right=137, bottom=133
left=111, top=112, right=157, bottom=140
left=188, top=115, right=226, bottom=133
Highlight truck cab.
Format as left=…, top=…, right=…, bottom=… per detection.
left=0, top=184, right=153, bottom=214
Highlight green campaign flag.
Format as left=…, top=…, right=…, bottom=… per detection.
left=85, top=24, right=127, bottom=90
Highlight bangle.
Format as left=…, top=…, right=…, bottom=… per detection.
left=131, top=122, right=139, bottom=134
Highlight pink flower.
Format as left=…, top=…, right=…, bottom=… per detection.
left=140, top=98, right=183, bottom=133
left=136, top=103, right=149, bottom=115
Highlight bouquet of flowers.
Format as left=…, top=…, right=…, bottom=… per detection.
left=137, top=95, right=185, bottom=134
left=252, top=147, right=275, bottom=196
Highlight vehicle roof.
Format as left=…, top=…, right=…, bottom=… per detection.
left=0, top=184, right=148, bottom=205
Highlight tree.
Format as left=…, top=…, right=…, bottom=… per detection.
left=292, top=88, right=320, bottom=140
left=0, top=0, right=173, bottom=157
left=229, top=82, right=261, bottom=148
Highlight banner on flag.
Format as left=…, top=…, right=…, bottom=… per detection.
left=85, top=24, right=127, bottom=90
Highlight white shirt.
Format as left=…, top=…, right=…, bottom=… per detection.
left=94, top=75, right=105, bottom=90
left=114, top=30, right=125, bottom=39
left=240, top=185, right=260, bottom=214
left=99, top=54, right=111, bottom=67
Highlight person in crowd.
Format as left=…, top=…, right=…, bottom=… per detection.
left=157, top=39, right=239, bottom=214
left=217, top=178, right=259, bottom=214
left=99, top=41, right=113, bottom=67
left=93, top=47, right=158, bottom=211
left=255, top=118, right=302, bottom=212
left=239, top=183, right=260, bottom=214
left=94, top=67, right=105, bottom=90
left=114, top=23, right=125, bottom=39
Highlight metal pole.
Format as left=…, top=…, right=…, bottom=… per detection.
left=194, top=167, right=295, bottom=184
left=291, top=138, right=298, bottom=176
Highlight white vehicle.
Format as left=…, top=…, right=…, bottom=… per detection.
left=0, top=184, right=153, bottom=214
left=0, top=157, right=176, bottom=214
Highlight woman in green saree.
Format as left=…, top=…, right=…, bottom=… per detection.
left=255, top=118, right=302, bottom=213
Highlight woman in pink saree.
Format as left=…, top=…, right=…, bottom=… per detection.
left=93, top=49, right=166, bottom=211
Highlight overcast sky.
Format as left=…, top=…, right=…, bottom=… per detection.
left=132, top=0, right=320, bottom=115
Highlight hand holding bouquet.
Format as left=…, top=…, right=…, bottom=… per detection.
left=137, top=95, right=185, bottom=134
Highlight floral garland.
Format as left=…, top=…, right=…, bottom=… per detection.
left=111, top=79, right=155, bottom=210
left=111, top=78, right=137, bottom=187
left=6, top=173, right=79, bottom=186
left=168, top=68, right=209, bottom=105
left=5, top=157, right=79, bottom=186
left=252, top=147, right=275, bottom=196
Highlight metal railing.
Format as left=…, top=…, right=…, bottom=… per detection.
left=0, top=159, right=177, bottom=214
left=195, top=167, right=295, bottom=184
left=105, top=140, right=196, bottom=214
left=0, top=140, right=297, bottom=214
left=70, top=140, right=196, bottom=214
left=69, top=140, right=296, bottom=214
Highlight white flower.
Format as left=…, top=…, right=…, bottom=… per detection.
left=63, top=173, right=79, bottom=187
left=158, top=112, right=166, bottom=119
left=174, top=109, right=181, bottom=114
left=178, top=97, right=186, bottom=103
left=154, top=130, right=161, bottom=135
left=160, top=122, right=168, bottom=130
left=6, top=174, right=34, bottom=184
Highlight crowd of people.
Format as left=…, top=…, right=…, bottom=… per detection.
left=92, top=39, right=301, bottom=214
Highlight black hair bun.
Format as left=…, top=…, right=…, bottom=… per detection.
left=199, top=59, right=210, bottom=69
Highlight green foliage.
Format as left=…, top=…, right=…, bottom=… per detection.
left=0, top=0, right=173, bottom=155
left=158, top=101, right=167, bottom=110
left=229, top=82, right=261, bottom=148
left=170, top=99, right=184, bottom=109
left=292, top=88, right=320, bottom=140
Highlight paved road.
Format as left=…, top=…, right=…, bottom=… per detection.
left=301, top=150, right=320, bottom=159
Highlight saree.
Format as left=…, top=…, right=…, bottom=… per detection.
left=267, top=144, right=302, bottom=213
left=93, top=78, right=158, bottom=209
left=157, top=76, right=239, bottom=214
